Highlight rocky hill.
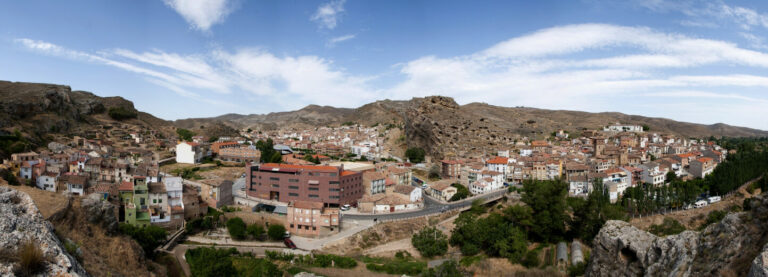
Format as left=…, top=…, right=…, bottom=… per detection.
left=587, top=193, right=768, bottom=276
left=184, top=96, right=768, bottom=159
left=0, top=186, right=88, bottom=276
left=0, top=81, right=174, bottom=158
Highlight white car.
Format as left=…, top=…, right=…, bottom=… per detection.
left=708, top=196, right=721, bottom=204
left=340, top=204, right=351, bottom=211
left=694, top=200, right=708, bottom=208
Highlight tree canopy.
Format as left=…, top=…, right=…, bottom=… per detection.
left=412, top=226, right=449, bottom=258
left=405, top=147, right=426, bottom=163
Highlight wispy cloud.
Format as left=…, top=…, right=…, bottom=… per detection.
left=163, top=0, right=237, bottom=32
left=326, top=34, right=355, bottom=47
left=311, top=0, right=346, bottom=30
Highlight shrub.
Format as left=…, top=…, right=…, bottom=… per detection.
left=648, top=217, right=686, bottom=237
left=699, top=210, right=727, bottom=230
left=449, top=183, right=470, bottom=202
left=267, top=224, right=286, bottom=241
left=231, top=257, right=281, bottom=277
left=247, top=224, right=265, bottom=240
left=226, top=217, right=247, bottom=240
left=522, top=249, right=540, bottom=268
left=412, top=226, right=449, bottom=258
left=108, top=106, right=137, bottom=120
left=119, top=223, right=168, bottom=257
left=422, top=260, right=462, bottom=277
left=185, top=247, right=238, bottom=277
left=17, top=240, right=45, bottom=276
left=568, top=262, right=587, bottom=277
left=405, top=147, right=426, bottom=163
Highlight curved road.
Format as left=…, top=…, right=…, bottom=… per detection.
left=342, top=189, right=508, bottom=221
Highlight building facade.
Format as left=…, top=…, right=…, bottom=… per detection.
left=246, top=163, right=363, bottom=206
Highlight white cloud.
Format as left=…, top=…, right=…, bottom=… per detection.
left=635, top=0, right=768, bottom=30
left=14, top=23, right=768, bottom=129
left=326, top=34, right=355, bottom=47
left=163, top=0, right=236, bottom=32
left=311, top=0, right=346, bottom=29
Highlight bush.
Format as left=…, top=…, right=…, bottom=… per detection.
left=1, top=169, right=19, bottom=186
left=312, top=254, right=357, bottom=268
left=365, top=259, right=426, bottom=276
left=232, top=257, right=281, bottom=277
left=449, top=183, right=470, bottom=202
left=185, top=247, right=238, bottom=277
left=422, top=260, right=462, bottom=277
left=17, top=240, right=45, bottom=276
left=226, top=217, right=247, bottom=240
left=648, top=217, right=686, bottom=237
left=108, top=106, right=137, bottom=120
left=247, top=224, right=265, bottom=240
left=176, top=128, right=195, bottom=141
left=267, top=224, right=286, bottom=241
left=699, top=210, right=727, bottom=230
left=405, top=147, right=426, bottom=163
left=522, top=249, right=540, bottom=268
left=119, top=223, right=168, bottom=257
left=412, top=226, right=449, bottom=258
left=568, top=262, right=587, bottom=277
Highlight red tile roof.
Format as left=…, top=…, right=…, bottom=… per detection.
left=260, top=163, right=339, bottom=172
left=118, top=181, right=134, bottom=191
left=697, top=157, right=714, bottom=163
left=486, top=157, right=509, bottom=165
left=341, top=170, right=358, bottom=176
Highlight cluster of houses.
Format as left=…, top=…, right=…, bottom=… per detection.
left=437, top=124, right=727, bottom=203
left=2, top=134, right=219, bottom=230
left=245, top=125, right=390, bottom=160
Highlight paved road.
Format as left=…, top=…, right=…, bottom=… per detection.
left=343, top=189, right=508, bottom=221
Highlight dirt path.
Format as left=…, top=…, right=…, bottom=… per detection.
left=629, top=176, right=762, bottom=230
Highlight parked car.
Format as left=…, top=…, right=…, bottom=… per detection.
left=341, top=204, right=351, bottom=211
left=283, top=231, right=291, bottom=238
left=284, top=238, right=297, bottom=249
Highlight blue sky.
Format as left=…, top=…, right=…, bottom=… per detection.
left=2, top=0, right=768, bottom=130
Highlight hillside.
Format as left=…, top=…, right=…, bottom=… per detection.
left=182, top=96, right=768, bottom=159
left=0, top=81, right=174, bottom=158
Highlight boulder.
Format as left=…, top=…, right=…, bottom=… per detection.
left=588, top=193, right=768, bottom=277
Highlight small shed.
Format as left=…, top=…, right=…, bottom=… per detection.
left=571, top=241, right=584, bottom=265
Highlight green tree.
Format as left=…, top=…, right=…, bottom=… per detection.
left=226, top=217, right=247, bottom=240
left=108, top=106, right=137, bottom=120
left=422, top=260, right=463, bottom=277
left=405, top=147, right=426, bottom=163
left=267, top=224, right=286, bottom=241
left=118, top=224, right=168, bottom=258
left=412, top=226, right=449, bottom=258
left=176, top=128, right=195, bottom=141
left=449, top=183, right=470, bottom=201
left=521, top=179, right=568, bottom=242
left=185, top=247, right=238, bottom=277
left=247, top=224, right=265, bottom=240
left=648, top=217, right=686, bottom=236
left=642, top=124, right=650, bottom=131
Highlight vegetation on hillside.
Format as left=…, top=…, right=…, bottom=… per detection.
left=108, top=107, right=138, bottom=120
left=405, top=147, right=426, bottom=163
left=411, top=226, right=449, bottom=258
left=186, top=247, right=281, bottom=277
left=176, top=128, right=195, bottom=141
left=648, top=217, right=686, bottom=237
left=118, top=223, right=167, bottom=258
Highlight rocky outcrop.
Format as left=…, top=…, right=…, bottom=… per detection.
left=588, top=193, right=768, bottom=276
left=81, top=194, right=118, bottom=234
left=750, top=243, right=768, bottom=277
left=0, top=186, right=88, bottom=276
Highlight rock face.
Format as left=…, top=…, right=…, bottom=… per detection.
left=588, top=194, right=768, bottom=276
left=750, top=243, right=768, bottom=277
left=0, top=186, right=89, bottom=276
left=81, top=193, right=118, bottom=234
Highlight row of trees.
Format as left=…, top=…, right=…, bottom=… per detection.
left=621, top=137, right=768, bottom=215
left=226, top=217, right=286, bottom=241
left=449, top=179, right=627, bottom=265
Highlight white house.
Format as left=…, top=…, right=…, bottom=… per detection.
left=149, top=182, right=170, bottom=224
left=163, top=176, right=184, bottom=208
left=394, top=185, right=422, bottom=203
left=36, top=172, right=57, bottom=192
left=639, top=162, right=666, bottom=186
left=485, top=157, right=509, bottom=180
left=66, top=176, right=87, bottom=196
left=603, top=124, right=644, bottom=133
left=603, top=168, right=631, bottom=196
left=175, top=141, right=203, bottom=164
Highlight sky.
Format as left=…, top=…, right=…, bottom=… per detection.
left=1, top=0, right=768, bottom=130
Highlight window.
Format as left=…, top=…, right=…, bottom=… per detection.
left=309, top=187, right=319, bottom=191
left=269, top=177, right=280, bottom=181
left=271, top=184, right=279, bottom=188
left=329, top=196, right=339, bottom=199
left=289, top=193, right=299, bottom=197
left=290, top=224, right=294, bottom=228
left=329, top=188, right=340, bottom=192
left=289, top=179, right=299, bottom=183
left=309, top=194, right=319, bottom=198
left=153, top=199, right=156, bottom=203
left=329, top=173, right=337, bottom=177
left=329, top=181, right=339, bottom=185
left=313, top=226, right=316, bottom=231
left=289, top=186, right=299, bottom=189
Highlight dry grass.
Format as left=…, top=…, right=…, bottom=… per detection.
left=16, top=240, right=46, bottom=277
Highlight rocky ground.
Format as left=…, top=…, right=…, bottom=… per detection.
left=587, top=192, right=768, bottom=276
left=0, top=186, right=88, bottom=276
